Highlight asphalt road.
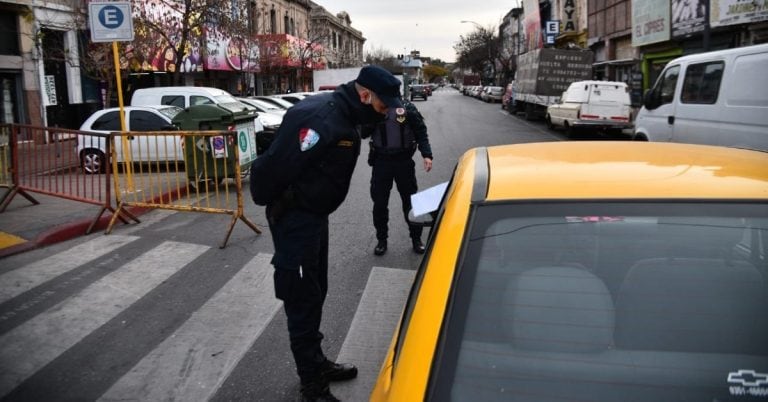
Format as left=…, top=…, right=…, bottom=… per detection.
left=0, top=88, right=619, bottom=401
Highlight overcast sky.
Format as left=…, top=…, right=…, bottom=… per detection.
left=319, top=1, right=520, bottom=63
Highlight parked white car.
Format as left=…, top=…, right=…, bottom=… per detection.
left=269, top=93, right=308, bottom=104
left=481, top=86, right=504, bottom=103
left=76, top=105, right=182, bottom=174
left=253, top=96, right=294, bottom=110
left=633, top=43, right=768, bottom=151
left=238, top=97, right=284, bottom=131
left=546, top=80, right=633, bottom=136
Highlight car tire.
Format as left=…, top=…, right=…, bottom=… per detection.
left=564, top=122, right=576, bottom=138
left=524, top=104, right=535, bottom=121
left=81, top=149, right=106, bottom=174
left=633, top=133, right=649, bottom=141
left=545, top=115, right=554, bottom=129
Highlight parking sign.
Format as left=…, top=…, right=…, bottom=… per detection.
left=89, top=2, right=134, bottom=42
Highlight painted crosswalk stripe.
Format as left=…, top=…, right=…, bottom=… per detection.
left=0, top=235, right=140, bottom=303
left=0, top=241, right=208, bottom=397
left=99, top=252, right=281, bottom=402
left=333, top=267, right=415, bottom=402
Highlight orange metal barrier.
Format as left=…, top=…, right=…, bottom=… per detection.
left=105, top=130, right=260, bottom=248
left=0, top=124, right=135, bottom=233
left=0, top=126, right=10, bottom=190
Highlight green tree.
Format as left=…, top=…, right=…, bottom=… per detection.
left=454, top=25, right=499, bottom=85
left=423, top=65, right=448, bottom=83
left=130, top=0, right=251, bottom=85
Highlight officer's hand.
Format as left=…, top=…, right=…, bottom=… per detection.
left=423, top=157, right=433, bottom=172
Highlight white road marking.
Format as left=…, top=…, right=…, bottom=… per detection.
left=99, top=253, right=281, bottom=402
left=0, top=241, right=208, bottom=397
left=332, top=267, right=416, bottom=401
left=0, top=235, right=140, bottom=303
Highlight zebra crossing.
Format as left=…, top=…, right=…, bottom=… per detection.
left=0, top=232, right=415, bottom=401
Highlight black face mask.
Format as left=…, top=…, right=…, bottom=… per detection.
left=357, top=104, right=387, bottom=125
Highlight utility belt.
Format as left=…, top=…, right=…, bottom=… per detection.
left=371, top=141, right=415, bottom=155
left=375, top=149, right=414, bottom=158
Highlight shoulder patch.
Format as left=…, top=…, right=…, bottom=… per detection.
left=395, top=107, right=406, bottom=123
left=299, top=128, right=320, bottom=151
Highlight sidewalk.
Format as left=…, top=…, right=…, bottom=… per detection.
left=0, top=188, right=146, bottom=259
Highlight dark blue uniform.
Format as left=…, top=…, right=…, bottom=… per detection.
left=363, top=101, right=432, bottom=246
left=249, top=81, right=386, bottom=390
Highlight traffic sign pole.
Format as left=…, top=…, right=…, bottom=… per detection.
left=90, top=1, right=136, bottom=192
left=112, top=40, right=135, bottom=192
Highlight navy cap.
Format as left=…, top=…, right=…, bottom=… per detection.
left=356, top=65, right=402, bottom=108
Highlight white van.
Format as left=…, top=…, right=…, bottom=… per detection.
left=131, top=86, right=264, bottom=133
left=545, top=80, right=632, bottom=135
left=633, top=43, right=768, bottom=151
left=131, top=86, right=247, bottom=109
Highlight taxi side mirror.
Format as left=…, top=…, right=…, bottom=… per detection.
left=407, top=209, right=435, bottom=227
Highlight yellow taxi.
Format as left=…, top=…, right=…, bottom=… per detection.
left=370, top=142, right=768, bottom=401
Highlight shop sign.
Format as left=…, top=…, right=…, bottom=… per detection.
left=44, top=75, right=57, bottom=106
left=632, top=0, right=671, bottom=47
left=711, top=0, right=768, bottom=27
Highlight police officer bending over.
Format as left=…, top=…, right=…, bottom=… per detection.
left=362, top=98, right=433, bottom=256
left=250, top=66, right=401, bottom=402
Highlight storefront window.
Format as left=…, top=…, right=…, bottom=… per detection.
left=0, top=12, right=20, bottom=55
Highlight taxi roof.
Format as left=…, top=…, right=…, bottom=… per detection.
left=467, top=142, right=768, bottom=201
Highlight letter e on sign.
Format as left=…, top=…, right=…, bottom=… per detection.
left=545, top=20, right=560, bottom=35
left=89, top=2, right=134, bottom=42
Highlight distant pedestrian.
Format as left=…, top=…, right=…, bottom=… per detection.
left=249, top=65, right=402, bottom=402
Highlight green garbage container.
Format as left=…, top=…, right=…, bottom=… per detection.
left=172, top=103, right=259, bottom=183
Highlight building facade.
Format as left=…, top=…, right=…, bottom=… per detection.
left=500, top=0, right=768, bottom=109
left=308, top=3, right=365, bottom=68
left=1, top=0, right=93, bottom=128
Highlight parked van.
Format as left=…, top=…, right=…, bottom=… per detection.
left=545, top=80, right=632, bottom=136
left=131, top=86, right=248, bottom=110
left=131, top=86, right=264, bottom=133
left=633, top=43, right=768, bottom=151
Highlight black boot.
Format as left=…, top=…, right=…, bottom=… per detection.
left=319, top=360, right=358, bottom=382
left=300, top=381, right=340, bottom=402
left=374, top=239, right=387, bottom=256
left=412, top=238, right=425, bottom=254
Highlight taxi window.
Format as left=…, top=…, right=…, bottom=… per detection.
left=430, top=202, right=768, bottom=401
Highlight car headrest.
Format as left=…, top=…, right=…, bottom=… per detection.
left=503, top=266, right=614, bottom=352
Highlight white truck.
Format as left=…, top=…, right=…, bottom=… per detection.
left=512, top=48, right=594, bottom=120
left=545, top=80, right=633, bottom=136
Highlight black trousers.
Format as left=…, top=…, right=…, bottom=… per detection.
left=370, top=155, right=422, bottom=241
left=267, top=207, right=329, bottom=385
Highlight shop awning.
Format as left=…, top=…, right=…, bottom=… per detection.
left=593, top=58, right=638, bottom=66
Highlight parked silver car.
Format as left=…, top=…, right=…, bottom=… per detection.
left=481, top=86, right=504, bottom=103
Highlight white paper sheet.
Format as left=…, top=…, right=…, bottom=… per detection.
left=410, top=181, right=448, bottom=217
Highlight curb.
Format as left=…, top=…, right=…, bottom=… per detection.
left=0, top=205, right=152, bottom=259
left=0, top=188, right=188, bottom=259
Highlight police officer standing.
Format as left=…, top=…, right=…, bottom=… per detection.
left=249, top=66, right=402, bottom=402
left=362, top=98, right=433, bottom=256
